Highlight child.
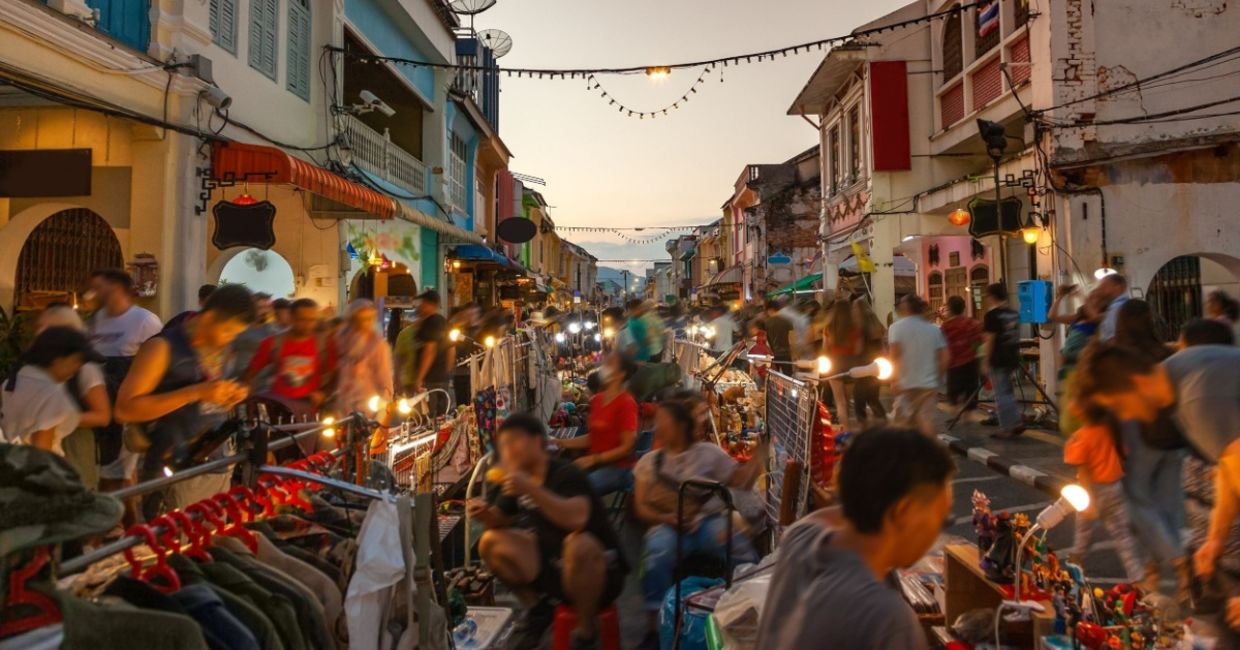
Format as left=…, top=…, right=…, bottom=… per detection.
left=1063, top=413, right=1146, bottom=582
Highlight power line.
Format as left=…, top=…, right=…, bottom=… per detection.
left=1049, top=93, right=1240, bottom=129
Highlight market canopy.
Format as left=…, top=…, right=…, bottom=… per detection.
left=768, top=273, right=823, bottom=297
left=450, top=244, right=517, bottom=268
left=705, top=265, right=743, bottom=286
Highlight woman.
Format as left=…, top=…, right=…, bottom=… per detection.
left=1113, top=299, right=1186, bottom=595
left=1048, top=286, right=1105, bottom=435
left=35, top=305, right=111, bottom=485
left=1, top=326, right=96, bottom=454
left=632, top=399, right=761, bottom=642
left=335, top=299, right=394, bottom=414
left=559, top=353, right=639, bottom=494
left=823, top=299, right=861, bottom=431
left=851, top=297, right=888, bottom=425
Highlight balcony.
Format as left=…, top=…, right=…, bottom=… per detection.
left=339, top=114, right=427, bottom=196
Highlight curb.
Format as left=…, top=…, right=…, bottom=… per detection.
left=939, top=433, right=1067, bottom=495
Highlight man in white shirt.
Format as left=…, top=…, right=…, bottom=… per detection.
left=779, top=300, right=811, bottom=358
left=87, top=269, right=161, bottom=490
left=887, top=295, right=949, bottom=437
left=706, top=306, right=738, bottom=354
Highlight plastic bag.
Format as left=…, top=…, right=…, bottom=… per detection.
left=709, top=570, right=774, bottom=650
left=659, top=576, right=722, bottom=650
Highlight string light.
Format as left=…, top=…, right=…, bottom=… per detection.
left=586, top=65, right=716, bottom=119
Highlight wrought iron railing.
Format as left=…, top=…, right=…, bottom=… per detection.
left=339, top=114, right=427, bottom=195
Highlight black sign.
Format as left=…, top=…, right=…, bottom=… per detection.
left=967, top=197, right=1024, bottom=238
left=496, top=217, right=536, bottom=244
left=0, top=149, right=91, bottom=197
left=212, top=200, right=277, bottom=250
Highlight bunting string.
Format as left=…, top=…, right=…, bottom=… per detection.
left=586, top=65, right=719, bottom=119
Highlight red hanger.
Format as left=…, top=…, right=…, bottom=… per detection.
left=167, top=510, right=212, bottom=562
left=122, top=525, right=181, bottom=593
left=212, top=493, right=259, bottom=554
left=0, top=547, right=62, bottom=638
left=186, top=500, right=225, bottom=539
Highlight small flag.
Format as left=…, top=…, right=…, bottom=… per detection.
left=977, top=1, right=1000, bottom=38
left=851, top=241, right=877, bottom=274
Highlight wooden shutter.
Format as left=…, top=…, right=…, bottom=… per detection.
left=249, top=0, right=278, bottom=80
left=286, top=0, right=311, bottom=99
left=211, top=0, right=237, bottom=53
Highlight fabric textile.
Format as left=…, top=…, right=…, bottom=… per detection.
left=169, top=554, right=287, bottom=650
left=1, top=365, right=80, bottom=455
left=247, top=335, right=336, bottom=400
left=946, top=359, right=980, bottom=408
left=89, top=305, right=161, bottom=357
left=586, top=464, right=632, bottom=495
left=173, top=583, right=263, bottom=650
left=58, top=591, right=209, bottom=650
left=940, top=316, right=984, bottom=368
left=1070, top=481, right=1145, bottom=580
left=345, top=499, right=407, bottom=650
left=634, top=442, right=738, bottom=520
left=1065, top=424, right=1125, bottom=484
left=211, top=541, right=334, bottom=650
left=1099, top=294, right=1130, bottom=341
left=988, top=367, right=1022, bottom=432
left=195, top=554, right=308, bottom=650
left=640, top=514, right=756, bottom=611
left=253, top=531, right=345, bottom=647
left=893, top=388, right=939, bottom=437
left=1120, top=421, right=1185, bottom=563
left=1162, top=344, right=1240, bottom=462
left=413, top=313, right=451, bottom=385
left=983, top=306, right=1021, bottom=369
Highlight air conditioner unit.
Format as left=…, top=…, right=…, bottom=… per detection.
left=48, top=0, right=97, bottom=24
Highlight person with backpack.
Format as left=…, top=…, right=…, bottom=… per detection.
left=243, top=298, right=336, bottom=414
left=1, top=326, right=100, bottom=455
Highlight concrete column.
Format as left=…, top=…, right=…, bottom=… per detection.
left=869, top=217, right=897, bottom=325
left=129, top=127, right=203, bottom=317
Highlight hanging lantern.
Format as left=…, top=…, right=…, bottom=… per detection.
left=1021, top=226, right=1041, bottom=245
left=948, top=208, right=971, bottom=226
left=232, top=193, right=258, bottom=206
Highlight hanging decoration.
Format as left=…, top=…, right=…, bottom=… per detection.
left=212, top=199, right=277, bottom=251
left=586, top=64, right=717, bottom=119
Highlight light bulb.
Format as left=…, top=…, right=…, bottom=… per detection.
left=1060, top=484, right=1091, bottom=512
left=484, top=335, right=496, bottom=348
left=816, top=355, right=832, bottom=375
left=948, top=208, right=971, bottom=226
left=603, top=327, right=615, bottom=338
left=555, top=332, right=566, bottom=343
left=1022, top=226, right=1040, bottom=245
left=397, top=398, right=412, bottom=415
left=593, top=333, right=602, bottom=342
left=585, top=321, right=596, bottom=330
left=874, top=357, right=894, bottom=380
left=367, top=395, right=383, bottom=413
left=449, top=328, right=462, bottom=342
left=322, top=416, right=336, bottom=438
left=163, top=466, right=174, bottom=478
left=568, top=322, right=582, bottom=334
left=1094, top=267, right=1118, bottom=280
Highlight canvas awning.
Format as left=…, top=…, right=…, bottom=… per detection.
left=394, top=202, right=483, bottom=244
left=450, top=244, right=517, bottom=269
left=705, top=265, right=743, bottom=286
left=769, top=273, right=823, bottom=297
left=211, top=142, right=396, bottom=219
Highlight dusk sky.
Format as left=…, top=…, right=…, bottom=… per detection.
left=472, top=0, right=912, bottom=274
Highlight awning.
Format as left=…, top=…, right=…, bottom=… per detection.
left=211, top=142, right=396, bottom=219
left=395, top=202, right=484, bottom=244
left=769, top=273, right=823, bottom=297
left=450, top=244, right=516, bottom=268
left=705, top=265, right=743, bottom=286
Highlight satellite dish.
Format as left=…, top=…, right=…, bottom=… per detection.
left=477, top=29, right=513, bottom=58
left=496, top=218, right=537, bottom=244
left=448, top=0, right=496, bottom=15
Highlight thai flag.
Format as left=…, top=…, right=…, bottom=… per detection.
left=977, top=1, right=1000, bottom=38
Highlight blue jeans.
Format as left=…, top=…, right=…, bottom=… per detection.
left=640, top=513, right=757, bottom=611
left=1120, top=421, right=1185, bottom=563
left=988, top=367, right=1022, bottom=431
left=587, top=465, right=632, bottom=495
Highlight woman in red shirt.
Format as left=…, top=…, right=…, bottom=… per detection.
left=559, top=353, right=639, bottom=495
left=940, top=295, right=985, bottom=410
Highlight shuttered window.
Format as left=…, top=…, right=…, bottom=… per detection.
left=248, top=0, right=279, bottom=81
left=942, top=10, right=963, bottom=81
left=209, top=0, right=237, bottom=54
left=286, top=0, right=311, bottom=99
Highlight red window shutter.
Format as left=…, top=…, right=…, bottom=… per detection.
left=868, top=61, right=911, bottom=171
left=940, top=82, right=964, bottom=129
left=971, top=56, right=1003, bottom=111
left=1008, top=35, right=1031, bottom=86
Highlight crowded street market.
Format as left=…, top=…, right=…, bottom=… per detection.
left=3, top=0, right=1240, bottom=649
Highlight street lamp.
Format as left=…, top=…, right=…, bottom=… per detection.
left=978, top=118, right=1009, bottom=280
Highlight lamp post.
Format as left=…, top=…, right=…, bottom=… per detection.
left=977, top=119, right=1009, bottom=283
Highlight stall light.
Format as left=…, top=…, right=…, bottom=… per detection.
left=397, top=398, right=413, bottom=415
left=584, top=321, right=597, bottom=330
left=568, top=322, right=582, bottom=334
left=367, top=395, right=384, bottom=413
left=163, top=466, right=174, bottom=478
left=702, top=326, right=716, bottom=339
left=449, top=328, right=462, bottom=343
left=322, top=416, right=336, bottom=438
left=645, top=66, right=672, bottom=80
left=593, top=333, right=602, bottom=342
left=816, top=355, right=833, bottom=376
left=1002, top=483, right=1091, bottom=631
left=790, top=389, right=799, bottom=399
left=452, top=260, right=462, bottom=269
left=1093, top=267, right=1118, bottom=280
left=554, top=332, right=566, bottom=343
left=874, top=357, right=894, bottom=381
left=948, top=208, right=971, bottom=226
left=484, top=335, right=497, bottom=349
left=1021, top=226, right=1041, bottom=245
left=603, top=327, right=615, bottom=338
left=688, top=325, right=699, bottom=336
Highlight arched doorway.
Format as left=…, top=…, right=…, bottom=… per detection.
left=15, top=208, right=122, bottom=309
left=218, top=248, right=296, bottom=298
left=1148, top=253, right=1240, bottom=340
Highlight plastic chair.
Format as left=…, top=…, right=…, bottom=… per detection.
left=551, top=603, right=621, bottom=650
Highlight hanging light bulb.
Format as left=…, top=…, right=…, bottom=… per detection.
left=948, top=208, right=971, bottom=226
left=1022, top=225, right=1041, bottom=245
left=397, top=398, right=413, bottom=415
left=554, top=332, right=566, bottom=343
left=484, top=335, right=496, bottom=348
left=322, top=416, right=336, bottom=438
left=449, top=328, right=462, bottom=342
left=367, top=395, right=383, bottom=413
left=644, top=66, right=672, bottom=80
left=1094, top=267, right=1119, bottom=280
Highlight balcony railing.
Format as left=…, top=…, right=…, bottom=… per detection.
left=339, top=114, right=427, bottom=195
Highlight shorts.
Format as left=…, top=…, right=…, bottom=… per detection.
left=534, top=547, right=627, bottom=607
left=99, top=445, right=141, bottom=481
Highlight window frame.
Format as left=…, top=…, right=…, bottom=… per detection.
left=248, top=0, right=280, bottom=81
left=286, top=0, right=311, bottom=100
left=210, top=0, right=238, bottom=54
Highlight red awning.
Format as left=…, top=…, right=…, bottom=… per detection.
left=211, top=142, right=396, bottom=219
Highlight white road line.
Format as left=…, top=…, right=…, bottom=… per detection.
left=953, top=475, right=1003, bottom=484
left=967, top=447, right=998, bottom=463
left=1009, top=465, right=1048, bottom=486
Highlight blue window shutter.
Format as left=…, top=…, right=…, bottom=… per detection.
left=248, top=0, right=278, bottom=80
left=85, top=0, right=151, bottom=53
left=286, top=0, right=310, bottom=100
left=210, top=0, right=237, bottom=54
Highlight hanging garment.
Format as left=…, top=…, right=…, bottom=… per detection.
left=252, top=532, right=345, bottom=646
left=195, top=553, right=309, bottom=650
left=169, top=554, right=287, bottom=650
left=345, top=499, right=407, bottom=650
left=0, top=624, right=62, bottom=650
left=57, top=593, right=210, bottom=650
left=210, top=541, right=334, bottom=650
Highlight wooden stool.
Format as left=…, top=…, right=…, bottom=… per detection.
left=551, top=603, right=621, bottom=650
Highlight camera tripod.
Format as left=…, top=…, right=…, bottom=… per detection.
left=945, top=358, right=1059, bottom=432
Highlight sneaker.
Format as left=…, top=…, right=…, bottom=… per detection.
left=508, top=598, right=555, bottom=650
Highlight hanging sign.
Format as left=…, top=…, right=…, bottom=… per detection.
left=212, top=199, right=276, bottom=250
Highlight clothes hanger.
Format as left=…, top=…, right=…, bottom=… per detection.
left=0, top=547, right=62, bottom=639
left=212, top=493, right=259, bottom=554
left=167, top=510, right=213, bottom=562
left=122, top=525, right=181, bottom=593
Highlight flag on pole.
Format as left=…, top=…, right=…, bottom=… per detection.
left=977, top=1, right=1000, bottom=38
left=851, top=241, right=877, bottom=274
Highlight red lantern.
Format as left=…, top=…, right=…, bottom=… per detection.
left=232, top=193, right=258, bottom=206
left=948, top=208, right=971, bottom=226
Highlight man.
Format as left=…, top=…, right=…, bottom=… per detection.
left=243, top=298, right=336, bottom=414
left=756, top=426, right=955, bottom=649
left=622, top=299, right=652, bottom=362
left=1097, top=273, right=1130, bottom=341
left=706, top=305, right=738, bottom=355
left=981, top=283, right=1024, bottom=438
left=779, top=299, right=811, bottom=358
left=87, top=269, right=162, bottom=493
left=115, top=284, right=256, bottom=516
left=762, top=299, right=796, bottom=370
left=941, top=295, right=984, bottom=410
left=229, top=293, right=280, bottom=389
left=272, top=298, right=293, bottom=329
left=400, top=290, right=452, bottom=414
left=164, top=284, right=217, bottom=331
left=470, top=414, right=627, bottom=650
left=640, top=300, right=667, bottom=361
left=888, top=295, right=949, bottom=437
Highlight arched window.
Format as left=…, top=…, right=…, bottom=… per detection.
left=942, top=10, right=963, bottom=81
left=1013, top=0, right=1030, bottom=28
left=975, top=1, right=1001, bottom=58
left=969, top=265, right=990, bottom=314
left=928, top=271, right=945, bottom=313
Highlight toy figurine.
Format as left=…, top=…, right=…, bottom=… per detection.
left=1104, top=634, right=1121, bottom=650
left=1130, top=631, right=1146, bottom=650
left=983, top=512, right=1016, bottom=583
left=972, top=490, right=995, bottom=553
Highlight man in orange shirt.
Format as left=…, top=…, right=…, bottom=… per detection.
left=1064, top=418, right=1145, bottom=582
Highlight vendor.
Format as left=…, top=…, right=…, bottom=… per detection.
left=633, top=399, right=762, bottom=643
left=557, top=353, right=639, bottom=495
left=469, top=414, right=628, bottom=650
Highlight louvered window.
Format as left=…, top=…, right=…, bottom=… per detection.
left=942, top=9, right=963, bottom=81
left=210, top=0, right=237, bottom=54
left=287, top=0, right=311, bottom=99
left=249, top=0, right=279, bottom=81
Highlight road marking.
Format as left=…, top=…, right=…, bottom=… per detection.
left=1009, top=465, right=1048, bottom=486
left=953, top=475, right=1002, bottom=484
left=968, top=447, right=998, bottom=463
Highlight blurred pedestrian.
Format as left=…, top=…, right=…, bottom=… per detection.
left=164, top=283, right=216, bottom=331
left=407, top=289, right=452, bottom=415
left=35, top=305, right=110, bottom=486
left=982, top=283, right=1024, bottom=438
left=272, top=298, right=293, bottom=329
left=558, top=353, right=639, bottom=495
left=243, top=297, right=336, bottom=414
left=1, top=326, right=98, bottom=455
left=1096, top=273, right=1130, bottom=341
left=763, top=299, right=796, bottom=371
left=888, top=295, right=948, bottom=438
left=452, top=303, right=484, bottom=408
left=1206, top=289, right=1240, bottom=344
left=335, top=299, right=393, bottom=414
left=941, top=295, right=984, bottom=410
left=824, top=299, right=861, bottom=432
left=229, top=292, right=280, bottom=389
left=640, top=300, right=667, bottom=361
left=622, top=299, right=653, bottom=361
